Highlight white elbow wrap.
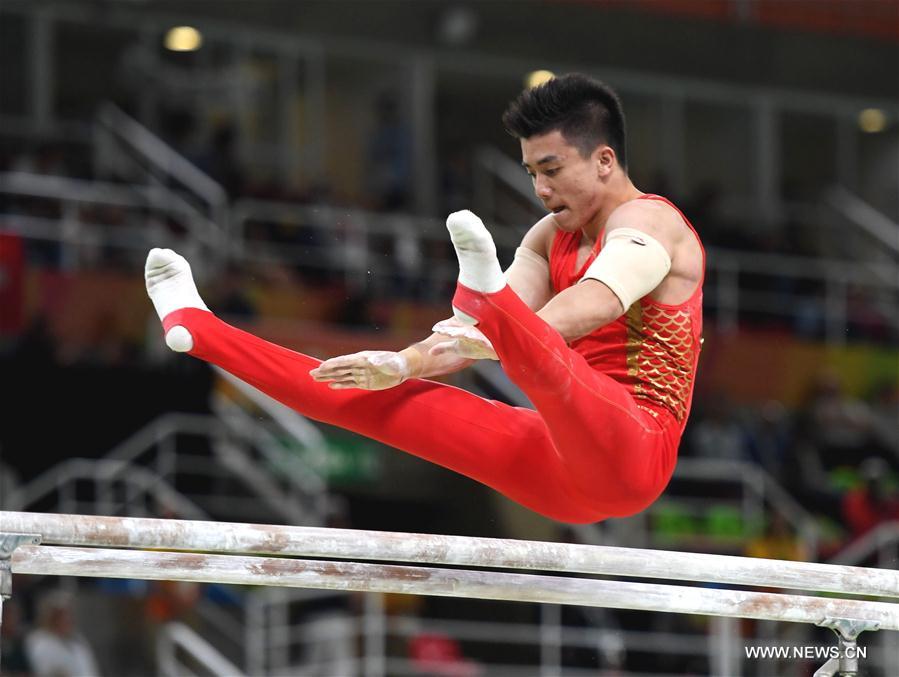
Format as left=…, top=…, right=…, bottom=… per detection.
left=504, top=246, right=549, bottom=280
left=580, top=228, right=671, bottom=309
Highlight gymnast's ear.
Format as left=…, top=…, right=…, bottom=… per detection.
left=595, top=145, right=615, bottom=177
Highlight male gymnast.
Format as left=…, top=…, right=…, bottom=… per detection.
left=145, top=73, right=704, bottom=524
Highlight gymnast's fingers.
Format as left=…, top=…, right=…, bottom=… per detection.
left=311, top=354, right=366, bottom=378
left=328, top=379, right=363, bottom=390
left=310, top=367, right=353, bottom=381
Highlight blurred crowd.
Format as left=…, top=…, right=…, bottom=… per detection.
left=1, top=590, right=97, bottom=677
left=0, top=579, right=211, bottom=677
left=683, top=370, right=899, bottom=561
left=2, top=133, right=895, bottom=357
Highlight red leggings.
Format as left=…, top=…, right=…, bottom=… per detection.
left=163, top=283, right=680, bottom=523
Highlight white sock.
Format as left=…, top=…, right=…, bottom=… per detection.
left=144, top=248, right=208, bottom=352
left=446, top=210, right=505, bottom=324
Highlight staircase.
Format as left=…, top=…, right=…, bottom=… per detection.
left=4, top=367, right=340, bottom=674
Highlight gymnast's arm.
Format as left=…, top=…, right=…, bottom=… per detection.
left=398, top=216, right=555, bottom=379
left=310, top=218, right=554, bottom=389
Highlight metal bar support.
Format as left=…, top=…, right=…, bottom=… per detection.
left=0, top=532, right=42, bottom=667
left=814, top=617, right=880, bottom=677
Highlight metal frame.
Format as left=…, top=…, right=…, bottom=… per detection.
left=1, top=512, right=896, bottom=675
left=0, top=532, right=41, bottom=668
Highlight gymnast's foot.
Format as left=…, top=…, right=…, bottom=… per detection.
left=144, top=248, right=208, bottom=352
left=446, top=210, right=505, bottom=324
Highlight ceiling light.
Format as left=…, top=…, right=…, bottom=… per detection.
left=858, top=108, right=887, bottom=133
left=165, top=26, right=203, bottom=52
left=525, top=70, right=555, bottom=89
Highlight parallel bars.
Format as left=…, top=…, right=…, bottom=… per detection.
left=2, top=511, right=896, bottom=675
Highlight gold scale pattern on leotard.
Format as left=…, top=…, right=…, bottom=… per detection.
left=624, top=302, right=697, bottom=422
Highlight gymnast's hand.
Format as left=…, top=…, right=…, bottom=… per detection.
left=429, top=319, right=498, bottom=361
left=310, top=351, right=415, bottom=390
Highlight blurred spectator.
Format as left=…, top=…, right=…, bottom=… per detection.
left=391, top=218, right=425, bottom=299
left=77, top=204, right=130, bottom=270
left=744, top=400, right=792, bottom=486
left=420, top=238, right=456, bottom=302
left=796, top=371, right=884, bottom=470
left=869, top=382, right=899, bottom=462
left=408, top=632, right=480, bottom=677
left=13, top=315, right=57, bottom=366
left=367, top=93, right=411, bottom=211
left=792, top=278, right=827, bottom=339
left=300, top=610, right=356, bottom=676
left=745, top=512, right=808, bottom=562
left=841, top=457, right=899, bottom=543
left=684, top=181, right=738, bottom=249
left=139, top=579, right=202, bottom=670
left=0, top=599, right=32, bottom=677
left=158, top=108, right=200, bottom=162
left=25, top=589, right=101, bottom=677
left=194, top=123, right=245, bottom=199
left=845, top=284, right=893, bottom=343
left=440, top=150, right=472, bottom=216
left=687, top=395, right=749, bottom=461
left=0, top=233, right=25, bottom=337
left=144, top=580, right=201, bottom=626
left=0, top=457, right=22, bottom=509
left=782, top=371, right=887, bottom=522
left=213, top=264, right=258, bottom=320
left=11, top=143, right=71, bottom=177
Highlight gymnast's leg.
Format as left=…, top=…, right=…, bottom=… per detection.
left=444, top=212, right=679, bottom=516
left=145, top=248, right=601, bottom=522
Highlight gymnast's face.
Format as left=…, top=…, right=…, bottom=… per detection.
left=520, top=130, right=612, bottom=233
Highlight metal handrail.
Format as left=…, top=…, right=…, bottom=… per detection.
left=578, top=458, right=820, bottom=558
left=96, top=104, right=229, bottom=240
left=230, top=197, right=523, bottom=249
left=212, top=394, right=327, bottom=498
left=0, top=171, right=208, bottom=269
left=211, top=398, right=326, bottom=524
left=214, top=367, right=330, bottom=456
left=194, top=599, right=246, bottom=654
left=105, top=413, right=224, bottom=464
left=2, top=171, right=891, bottom=288
left=829, top=521, right=899, bottom=567
left=474, top=146, right=541, bottom=206
left=675, top=458, right=816, bottom=526
left=5, top=458, right=207, bottom=520
left=472, top=145, right=544, bottom=228
left=231, top=199, right=898, bottom=286
left=675, top=458, right=819, bottom=555
left=0, top=171, right=200, bottom=215
left=101, top=409, right=327, bottom=525
left=157, top=621, right=245, bottom=677
left=827, top=187, right=899, bottom=258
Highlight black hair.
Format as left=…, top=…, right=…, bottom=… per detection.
left=502, top=73, right=627, bottom=169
